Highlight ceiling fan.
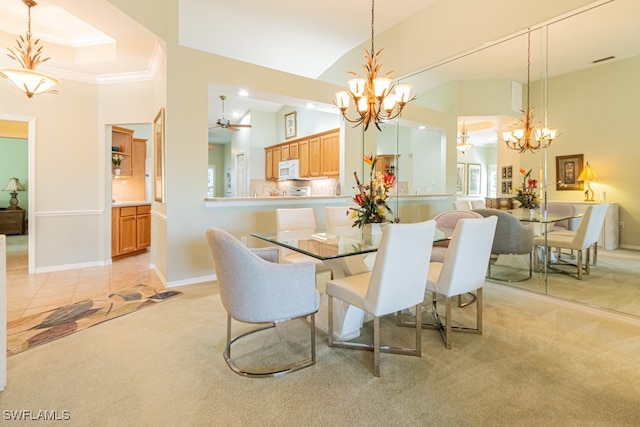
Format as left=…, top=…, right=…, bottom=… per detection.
left=209, top=95, right=252, bottom=131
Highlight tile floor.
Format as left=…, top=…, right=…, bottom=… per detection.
left=5, top=234, right=164, bottom=322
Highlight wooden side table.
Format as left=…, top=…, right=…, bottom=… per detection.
left=0, top=209, right=25, bottom=235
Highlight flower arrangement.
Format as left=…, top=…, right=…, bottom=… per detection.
left=349, top=154, right=397, bottom=228
left=112, top=154, right=123, bottom=168
left=513, top=168, right=539, bottom=209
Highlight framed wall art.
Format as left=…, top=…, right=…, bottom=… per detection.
left=556, top=154, right=584, bottom=191
left=285, top=111, right=297, bottom=139
left=467, top=163, right=482, bottom=196
left=456, top=162, right=466, bottom=195
left=153, top=108, right=165, bottom=203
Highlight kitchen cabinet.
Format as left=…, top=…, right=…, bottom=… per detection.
left=112, top=126, right=147, bottom=202
left=264, top=128, right=339, bottom=180
left=265, top=147, right=274, bottom=180
left=309, top=137, right=321, bottom=177
left=375, top=154, right=399, bottom=176
left=112, top=204, right=151, bottom=260
left=320, top=131, right=339, bottom=176
left=298, top=139, right=309, bottom=177
left=288, top=142, right=299, bottom=160
left=111, top=126, right=134, bottom=177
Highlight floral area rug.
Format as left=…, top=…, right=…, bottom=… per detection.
left=7, top=284, right=182, bottom=356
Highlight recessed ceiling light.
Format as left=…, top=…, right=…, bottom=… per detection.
left=238, top=90, right=249, bottom=96
left=305, top=103, right=316, bottom=109
left=418, top=125, right=426, bottom=130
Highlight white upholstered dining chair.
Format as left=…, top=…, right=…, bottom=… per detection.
left=205, top=227, right=320, bottom=377
left=326, top=220, right=436, bottom=377
left=276, top=208, right=333, bottom=276
left=325, top=206, right=354, bottom=234
left=453, top=200, right=472, bottom=210
left=424, top=216, right=497, bottom=349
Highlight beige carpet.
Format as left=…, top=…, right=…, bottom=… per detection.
left=1, top=281, right=640, bottom=426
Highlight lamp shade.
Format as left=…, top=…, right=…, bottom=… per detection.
left=578, top=162, right=600, bottom=182
left=2, top=177, right=26, bottom=192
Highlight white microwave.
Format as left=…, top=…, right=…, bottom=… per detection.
left=278, top=159, right=300, bottom=180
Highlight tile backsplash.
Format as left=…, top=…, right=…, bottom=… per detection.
left=250, top=178, right=340, bottom=197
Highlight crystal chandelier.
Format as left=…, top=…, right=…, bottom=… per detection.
left=0, top=0, right=60, bottom=98
left=456, top=123, right=473, bottom=154
left=334, top=0, right=415, bottom=131
left=501, top=31, right=558, bottom=153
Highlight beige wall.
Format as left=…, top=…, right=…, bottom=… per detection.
left=521, top=55, right=640, bottom=248
left=1, top=0, right=634, bottom=283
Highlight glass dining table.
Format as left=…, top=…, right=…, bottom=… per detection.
left=252, top=225, right=450, bottom=340
left=506, top=208, right=584, bottom=276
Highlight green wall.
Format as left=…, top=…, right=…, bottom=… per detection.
left=0, top=137, right=28, bottom=213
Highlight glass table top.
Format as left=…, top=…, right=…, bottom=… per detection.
left=252, top=227, right=449, bottom=261
left=507, top=208, right=583, bottom=223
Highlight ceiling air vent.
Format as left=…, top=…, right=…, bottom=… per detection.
left=592, top=56, right=615, bottom=64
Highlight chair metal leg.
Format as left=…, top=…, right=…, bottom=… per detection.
left=577, top=249, right=583, bottom=280
left=402, top=289, right=483, bottom=349
left=224, top=313, right=316, bottom=378
left=445, top=297, right=452, bottom=349
left=329, top=298, right=422, bottom=377
left=328, top=295, right=334, bottom=346
left=373, top=316, right=380, bottom=377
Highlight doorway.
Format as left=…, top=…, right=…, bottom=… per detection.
left=0, top=116, right=35, bottom=273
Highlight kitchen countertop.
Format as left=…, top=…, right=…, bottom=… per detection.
left=112, top=201, right=152, bottom=207
left=204, top=194, right=450, bottom=208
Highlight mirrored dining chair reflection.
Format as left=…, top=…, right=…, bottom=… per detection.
left=205, top=227, right=320, bottom=377
left=326, top=221, right=436, bottom=377
left=473, top=208, right=534, bottom=282
left=533, top=204, right=608, bottom=280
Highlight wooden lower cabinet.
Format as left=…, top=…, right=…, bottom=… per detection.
left=112, top=204, right=151, bottom=260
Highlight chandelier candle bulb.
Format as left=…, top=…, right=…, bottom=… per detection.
left=333, top=0, right=416, bottom=131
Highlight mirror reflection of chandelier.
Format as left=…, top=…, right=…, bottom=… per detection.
left=0, top=0, right=60, bottom=98
left=456, top=123, right=473, bottom=154
left=333, top=0, right=415, bottom=131
left=502, top=31, right=558, bottom=153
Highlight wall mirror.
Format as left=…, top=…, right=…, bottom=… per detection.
left=153, top=108, right=165, bottom=203
left=392, top=0, right=640, bottom=319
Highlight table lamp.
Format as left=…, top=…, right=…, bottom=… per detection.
left=2, top=177, right=26, bottom=209
left=577, top=161, right=599, bottom=202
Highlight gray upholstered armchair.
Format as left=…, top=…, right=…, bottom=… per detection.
left=472, top=209, right=534, bottom=282
left=205, top=227, right=320, bottom=378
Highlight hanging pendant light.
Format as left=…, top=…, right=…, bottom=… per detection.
left=0, top=0, right=60, bottom=98
left=456, top=122, right=473, bottom=154
left=501, top=31, right=558, bottom=153
left=334, top=0, right=415, bottom=131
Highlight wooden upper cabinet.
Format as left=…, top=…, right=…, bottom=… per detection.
left=320, top=131, right=340, bottom=176
left=288, top=142, right=299, bottom=160
left=375, top=154, right=399, bottom=176
left=281, top=144, right=290, bottom=161
left=273, top=146, right=282, bottom=179
left=112, top=126, right=134, bottom=177
left=264, top=128, right=339, bottom=180
left=298, top=139, right=309, bottom=177
left=265, top=147, right=274, bottom=180
left=308, top=137, right=321, bottom=177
